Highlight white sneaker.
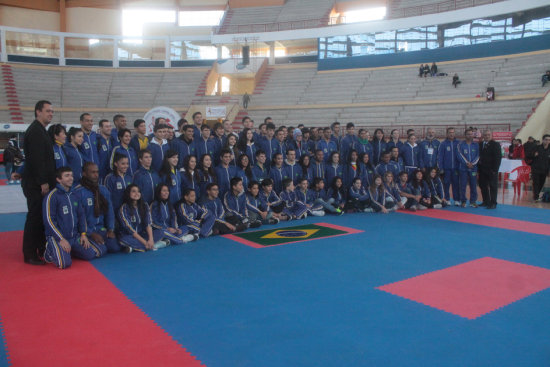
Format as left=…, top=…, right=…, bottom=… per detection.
left=433, top=204, right=442, bottom=209
left=8, top=180, right=14, bottom=184
left=182, top=234, right=195, bottom=243
left=123, top=246, right=133, bottom=254
left=418, top=204, right=428, bottom=210
left=454, top=201, right=460, bottom=206
left=363, top=208, right=374, bottom=213
left=311, top=210, right=325, bottom=216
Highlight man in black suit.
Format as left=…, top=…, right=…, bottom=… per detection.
left=21, top=100, right=56, bottom=265
left=478, top=130, right=502, bottom=209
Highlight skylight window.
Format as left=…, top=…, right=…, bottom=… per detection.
left=343, top=7, right=386, bottom=24
left=179, top=11, right=225, bottom=27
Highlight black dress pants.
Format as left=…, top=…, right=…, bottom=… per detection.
left=22, top=183, right=46, bottom=260
left=479, top=169, right=498, bottom=206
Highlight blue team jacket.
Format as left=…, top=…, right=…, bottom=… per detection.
left=81, top=131, right=99, bottom=165
left=203, top=197, right=230, bottom=225
left=438, top=139, right=460, bottom=170
left=43, top=183, right=87, bottom=241
left=110, top=145, right=138, bottom=176
left=97, top=134, right=115, bottom=179
left=418, top=139, right=440, bottom=169
left=53, top=143, right=67, bottom=169
left=117, top=202, right=152, bottom=236
left=400, top=143, right=420, bottom=169
left=104, top=173, right=132, bottom=211
left=456, top=141, right=479, bottom=171
left=74, top=184, right=115, bottom=233
left=150, top=201, right=178, bottom=229
left=133, top=166, right=160, bottom=204
left=148, top=139, right=170, bottom=173
left=64, top=143, right=85, bottom=184
left=223, top=191, right=248, bottom=219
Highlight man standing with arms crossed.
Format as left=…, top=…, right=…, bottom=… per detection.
left=22, top=100, right=56, bottom=265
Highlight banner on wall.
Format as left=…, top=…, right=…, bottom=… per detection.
left=143, top=106, right=180, bottom=135
left=205, top=106, right=227, bottom=118
left=492, top=131, right=513, bottom=141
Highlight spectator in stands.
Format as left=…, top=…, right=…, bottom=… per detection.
left=192, top=112, right=203, bottom=141
left=430, top=62, right=438, bottom=77
left=478, top=130, right=502, bottom=209
left=452, top=73, right=461, bottom=88
left=531, top=134, right=550, bottom=202
left=79, top=113, right=99, bottom=166
left=242, top=92, right=250, bottom=109
left=97, top=119, right=115, bottom=181
left=542, top=70, right=550, bottom=87
left=419, top=64, right=425, bottom=77
left=111, top=114, right=127, bottom=143
left=129, top=119, right=149, bottom=154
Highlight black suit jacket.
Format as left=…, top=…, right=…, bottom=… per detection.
left=478, top=140, right=502, bottom=173
left=22, top=120, right=56, bottom=188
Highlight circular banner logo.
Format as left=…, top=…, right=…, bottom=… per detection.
left=143, top=106, right=181, bottom=135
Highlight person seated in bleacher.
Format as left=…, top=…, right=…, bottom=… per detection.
left=150, top=184, right=197, bottom=244
left=430, top=62, right=438, bottom=76
left=76, top=162, right=121, bottom=253
left=542, top=70, right=550, bottom=87
left=418, top=64, right=425, bottom=77
left=44, top=167, right=106, bottom=269
left=452, top=73, right=461, bottom=88
left=132, top=149, right=160, bottom=204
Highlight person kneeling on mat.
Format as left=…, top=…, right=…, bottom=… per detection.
left=44, top=166, right=107, bottom=269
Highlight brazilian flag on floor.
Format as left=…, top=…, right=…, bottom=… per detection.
left=226, top=223, right=361, bottom=247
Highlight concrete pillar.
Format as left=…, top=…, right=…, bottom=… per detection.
left=268, top=42, right=275, bottom=65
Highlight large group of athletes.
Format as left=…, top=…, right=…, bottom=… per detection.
left=22, top=100, right=513, bottom=269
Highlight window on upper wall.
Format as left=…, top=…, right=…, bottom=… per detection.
left=179, top=11, right=225, bottom=26
left=122, top=9, right=176, bottom=42
left=342, top=7, right=387, bottom=24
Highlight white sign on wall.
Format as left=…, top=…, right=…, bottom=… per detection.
left=205, top=106, right=227, bottom=118
left=143, top=106, right=181, bottom=135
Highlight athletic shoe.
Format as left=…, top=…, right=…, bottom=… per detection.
left=433, top=204, right=442, bottom=209
left=192, top=234, right=199, bottom=241
left=311, top=210, right=325, bottom=216
left=268, top=218, right=279, bottom=225
left=535, top=197, right=542, bottom=202
left=250, top=220, right=262, bottom=228
left=418, top=204, right=428, bottom=210
left=182, top=234, right=195, bottom=242
left=460, top=202, right=466, bottom=208
left=409, top=206, right=417, bottom=212
left=363, top=208, right=374, bottom=213
left=454, top=201, right=460, bottom=206
left=470, top=203, right=478, bottom=208
left=8, top=180, right=14, bottom=184
left=335, top=208, right=344, bottom=216
left=123, top=246, right=133, bottom=254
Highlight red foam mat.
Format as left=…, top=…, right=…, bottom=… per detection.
left=401, top=209, right=550, bottom=236
left=0, top=231, right=204, bottom=367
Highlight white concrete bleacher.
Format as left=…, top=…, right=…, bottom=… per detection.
left=387, top=0, right=503, bottom=19
left=275, top=0, right=333, bottom=23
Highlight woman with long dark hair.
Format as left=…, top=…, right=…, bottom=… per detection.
left=237, top=153, right=254, bottom=189
left=238, top=127, right=258, bottom=166
left=151, top=183, right=197, bottom=244
left=424, top=167, right=446, bottom=208
left=159, top=149, right=182, bottom=205
left=64, top=127, right=85, bottom=184
left=223, top=133, right=240, bottom=166
left=410, top=169, right=431, bottom=209
left=181, top=154, right=200, bottom=201
left=198, top=153, right=217, bottom=201
left=372, top=128, right=387, bottom=166
left=358, top=152, right=375, bottom=188
left=327, top=176, right=346, bottom=213
left=298, top=153, right=314, bottom=182
left=104, top=154, right=132, bottom=212
left=117, top=184, right=164, bottom=252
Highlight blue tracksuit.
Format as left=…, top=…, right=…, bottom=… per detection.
left=290, top=140, right=310, bottom=160
left=418, top=139, right=440, bottom=169
left=246, top=192, right=269, bottom=214
left=43, top=184, right=106, bottom=269
left=53, top=142, right=67, bottom=169
left=384, top=183, right=402, bottom=203
left=81, top=130, right=99, bottom=165
left=427, top=177, right=445, bottom=199
left=176, top=201, right=215, bottom=237
left=252, top=163, right=269, bottom=183
left=325, top=164, right=344, bottom=187
left=198, top=170, right=216, bottom=202
left=295, top=189, right=323, bottom=212
left=195, top=137, right=217, bottom=162
left=280, top=190, right=308, bottom=218
left=438, top=138, right=460, bottom=201
left=340, top=134, right=358, bottom=163
left=161, top=169, right=183, bottom=205
left=268, top=166, right=285, bottom=193
left=181, top=171, right=200, bottom=200
left=317, top=139, right=338, bottom=163
left=74, top=184, right=120, bottom=253
left=210, top=135, right=225, bottom=165
left=283, top=162, right=301, bottom=184
left=372, top=139, right=387, bottom=165
left=104, top=172, right=132, bottom=211
left=242, top=143, right=258, bottom=166
left=261, top=137, right=278, bottom=162
left=375, top=161, right=400, bottom=178
left=273, top=140, right=287, bottom=160
left=129, top=135, right=148, bottom=154
left=386, top=140, right=404, bottom=152
left=356, top=140, right=373, bottom=159
left=327, top=187, right=346, bottom=207
left=117, top=202, right=162, bottom=251
left=311, top=161, right=326, bottom=182
left=342, top=164, right=359, bottom=188
left=171, top=138, right=196, bottom=169
left=203, top=197, right=231, bottom=227
left=110, top=145, right=138, bottom=177
left=150, top=200, right=191, bottom=245
left=64, top=143, right=85, bottom=185
left=223, top=191, right=249, bottom=221
left=97, top=134, right=116, bottom=180
left=149, top=139, right=170, bottom=173
left=400, top=143, right=420, bottom=176
left=457, top=140, right=479, bottom=203
left=359, top=163, right=375, bottom=188
left=133, top=166, right=160, bottom=204
left=215, top=165, right=237, bottom=198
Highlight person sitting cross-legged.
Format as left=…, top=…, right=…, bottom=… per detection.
left=203, top=182, right=248, bottom=235
left=44, top=166, right=107, bottom=269
left=224, top=177, right=261, bottom=229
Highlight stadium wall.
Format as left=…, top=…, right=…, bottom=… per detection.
left=318, top=34, right=550, bottom=71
